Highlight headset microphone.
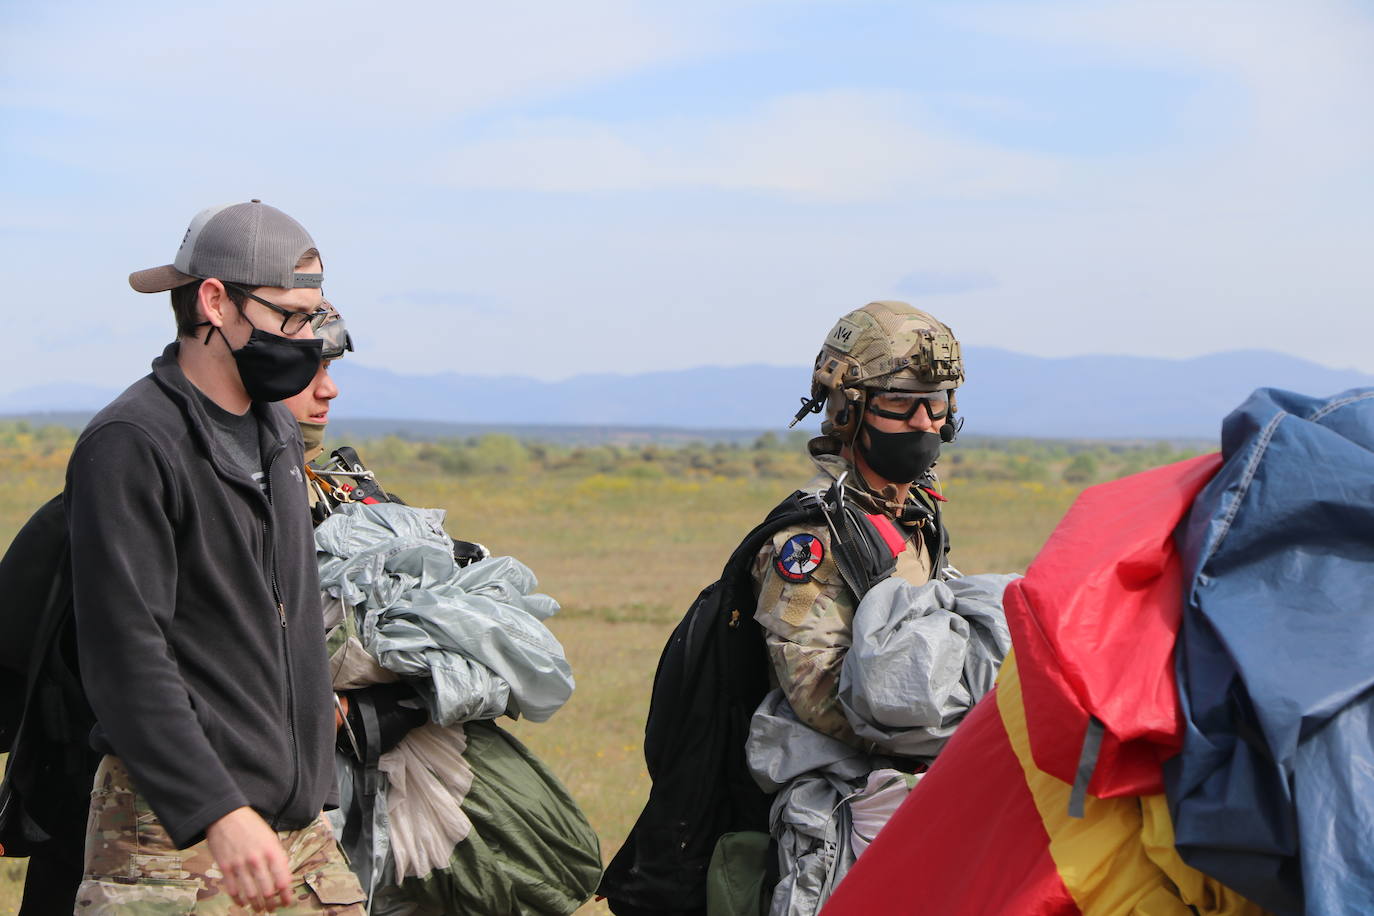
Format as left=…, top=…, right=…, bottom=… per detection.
left=940, top=416, right=964, bottom=444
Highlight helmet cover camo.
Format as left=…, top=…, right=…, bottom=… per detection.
left=811, top=301, right=963, bottom=438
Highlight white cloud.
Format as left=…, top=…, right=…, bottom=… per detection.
left=0, top=1, right=719, bottom=122
left=436, top=90, right=1063, bottom=202
left=3, top=0, right=1372, bottom=393
left=951, top=0, right=1374, bottom=177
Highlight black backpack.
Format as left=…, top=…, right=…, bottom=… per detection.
left=0, top=493, right=101, bottom=860
left=598, top=478, right=914, bottom=916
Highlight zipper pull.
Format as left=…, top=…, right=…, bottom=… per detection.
left=278, top=603, right=287, bottom=628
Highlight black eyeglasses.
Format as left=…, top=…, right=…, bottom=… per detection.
left=866, top=389, right=951, bottom=421
left=226, top=283, right=331, bottom=336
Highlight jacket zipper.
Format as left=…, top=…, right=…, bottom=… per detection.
left=260, top=444, right=302, bottom=827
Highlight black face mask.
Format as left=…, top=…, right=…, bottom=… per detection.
left=857, top=424, right=942, bottom=484
left=210, top=325, right=323, bottom=403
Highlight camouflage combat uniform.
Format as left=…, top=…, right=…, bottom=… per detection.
left=75, top=757, right=365, bottom=915
left=751, top=439, right=942, bottom=748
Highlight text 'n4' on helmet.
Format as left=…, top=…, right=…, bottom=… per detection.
left=792, top=300, right=964, bottom=441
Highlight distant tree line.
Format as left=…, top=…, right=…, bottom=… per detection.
left=343, top=429, right=1208, bottom=487
left=0, top=421, right=1209, bottom=489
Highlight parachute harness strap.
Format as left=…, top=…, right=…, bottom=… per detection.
left=304, top=464, right=354, bottom=505
left=817, top=472, right=849, bottom=549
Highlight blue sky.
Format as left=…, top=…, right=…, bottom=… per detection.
left=2, top=0, right=1371, bottom=394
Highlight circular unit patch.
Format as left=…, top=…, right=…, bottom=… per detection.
left=774, top=533, right=825, bottom=583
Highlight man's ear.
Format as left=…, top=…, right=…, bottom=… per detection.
left=197, top=279, right=233, bottom=329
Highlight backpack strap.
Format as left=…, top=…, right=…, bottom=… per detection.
left=720, top=490, right=826, bottom=579
left=737, top=479, right=908, bottom=589
left=912, top=471, right=954, bottom=578
left=656, top=491, right=829, bottom=718
left=601, top=482, right=913, bottom=914
left=606, top=494, right=831, bottom=914
left=810, top=474, right=902, bottom=599
left=864, top=514, right=907, bottom=558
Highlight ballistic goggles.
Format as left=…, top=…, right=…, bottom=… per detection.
left=316, top=305, right=354, bottom=360
left=866, top=388, right=951, bottom=421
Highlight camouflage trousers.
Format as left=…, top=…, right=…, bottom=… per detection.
left=75, top=756, right=366, bottom=915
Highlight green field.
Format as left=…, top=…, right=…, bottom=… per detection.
left=0, top=426, right=1203, bottom=913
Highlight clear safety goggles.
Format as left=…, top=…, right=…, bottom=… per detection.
left=866, top=388, right=951, bottom=421
left=316, top=305, right=354, bottom=360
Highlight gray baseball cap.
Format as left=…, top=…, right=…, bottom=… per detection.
left=129, top=199, right=323, bottom=293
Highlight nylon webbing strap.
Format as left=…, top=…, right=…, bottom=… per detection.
left=1068, top=716, right=1105, bottom=818
left=360, top=698, right=382, bottom=797
left=340, top=693, right=383, bottom=878
left=827, top=506, right=867, bottom=599
left=340, top=766, right=365, bottom=853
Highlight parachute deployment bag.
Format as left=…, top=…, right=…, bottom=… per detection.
left=598, top=483, right=902, bottom=916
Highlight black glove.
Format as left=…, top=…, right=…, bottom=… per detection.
left=452, top=538, right=490, bottom=567
left=337, top=682, right=429, bottom=761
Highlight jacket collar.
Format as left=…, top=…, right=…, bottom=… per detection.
left=150, top=341, right=292, bottom=489
left=805, top=435, right=935, bottom=524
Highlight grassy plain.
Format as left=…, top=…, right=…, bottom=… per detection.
left=0, top=427, right=1201, bottom=912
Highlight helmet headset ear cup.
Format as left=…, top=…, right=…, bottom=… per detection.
left=835, top=390, right=864, bottom=440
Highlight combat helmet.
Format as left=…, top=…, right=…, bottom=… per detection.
left=791, top=300, right=964, bottom=442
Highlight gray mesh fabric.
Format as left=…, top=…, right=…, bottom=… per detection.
left=129, top=200, right=319, bottom=293
left=821, top=301, right=963, bottom=391
left=813, top=300, right=964, bottom=439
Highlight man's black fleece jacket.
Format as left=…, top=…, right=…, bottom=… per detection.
left=65, top=343, right=335, bottom=848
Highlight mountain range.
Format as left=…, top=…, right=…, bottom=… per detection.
left=3, top=347, right=1370, bottom=441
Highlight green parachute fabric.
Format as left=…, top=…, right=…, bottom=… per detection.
left=316, top=499, right=601, bottom=914
left=399, top=720, right=603, bottom=915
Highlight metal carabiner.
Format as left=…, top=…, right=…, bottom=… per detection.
left=818, top=471, right=848, bottom=548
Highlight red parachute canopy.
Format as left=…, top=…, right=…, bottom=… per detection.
left=824, top=453, right=1223, bottom=916
left=1010, top=453, right=1222, bottom=797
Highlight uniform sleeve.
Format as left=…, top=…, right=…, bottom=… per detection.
left=751, top=525, right=867, bottom=748
left=67, top=423, right=248, bottom=846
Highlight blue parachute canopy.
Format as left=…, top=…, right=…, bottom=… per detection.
left=1168, top=387, right=1374, bottom=916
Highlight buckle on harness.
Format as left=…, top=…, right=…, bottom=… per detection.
left=814, top=472, right=903, bottom=598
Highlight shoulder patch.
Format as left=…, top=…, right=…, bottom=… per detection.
left=774, top=533, right=825, bottom=583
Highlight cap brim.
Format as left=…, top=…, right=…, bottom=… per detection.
left=129, top=265, right=198, bottom=293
